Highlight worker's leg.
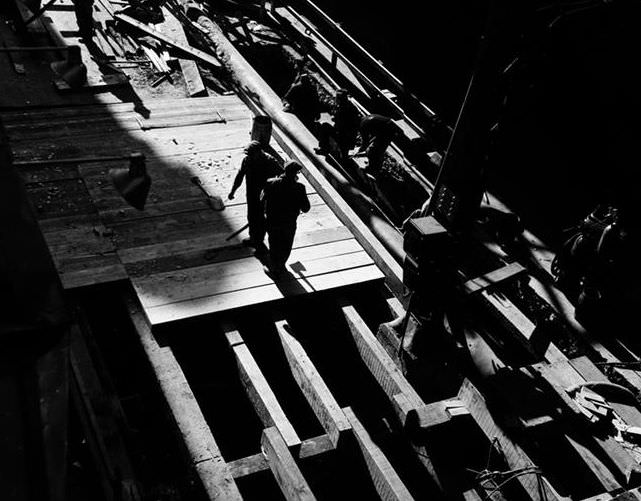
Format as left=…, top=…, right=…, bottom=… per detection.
left=268, top=222, right=296, bottom=272
left=246, top=195, right=266, bottom=246
left=73, top=0, right=94, bottom=41
left=367, top=132, right=395, bottom=175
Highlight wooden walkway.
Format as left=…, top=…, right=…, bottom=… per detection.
left=3, top=94, right=383, bottom=324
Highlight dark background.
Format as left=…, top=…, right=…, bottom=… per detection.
left=313, top=0, right=641, bottom=243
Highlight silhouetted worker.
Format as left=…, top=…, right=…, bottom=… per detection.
left=357, top=114, right=401, bottom=175
left=282, top=72, right=322, bottom=128
left=228, top=140, right=282, bottom=249
left=23, top=0, right=94, bottom=40
left=332, top=89, right=360, bottom=156
left=316, top=88, right=360, bottom=158
left=73, top=0, right=94, bottom=41
left=262, top=161, right=311, bottom=276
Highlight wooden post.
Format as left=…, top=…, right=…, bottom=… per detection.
left=275, top=320, right=350, bottom=447
left=343, top=407, right=415, bottom=501
left=224, top=325, right=301, bottom=448
left=261, top=427, right=317, bottom=501
left=341, top=304, right=423, bottom=425
left=124, top=292, right=242, bottom=500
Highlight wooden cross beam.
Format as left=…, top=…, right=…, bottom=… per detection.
left=275, top=319, right=350, bottom=447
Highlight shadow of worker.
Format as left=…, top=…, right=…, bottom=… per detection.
left=257, top=254, right=310, bottom=297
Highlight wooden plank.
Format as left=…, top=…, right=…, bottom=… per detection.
left=298, top=433, right=334, bottom=459
left=564, top=434, right=621, bottom=493
left=119, top=226, right=352, bottom=275
left=226, top=433, right=334, bottom=479
left=1, top=95, right=246, bottom=124
left=261, top=427, right=317, bottom=501
left=341, top=304, right=423, bottom=425
left=115, top=13, right=223, bottom=69
left=227, top=452, right=269, bottom=479
left=458, top=379, right=562, bottom=501
left=479, top=290, right=536, bottom=341
left=133, top=239, right=369, bottom=308
left=463, top=262, right=526, bottom=294
left=10, top=119, right=252, bottom=162
left=124, top=293, right=242, bottom=500
left=386, top=297, right=405, bottom=319
left=569, top=356, right=641, bottom=428
left=159, top=7, right=206, bottom=97
left=343, top=407, right=414, bottom=501
left=532, top=361, right=641, bottom=486
left=69, top=325, right=141, bottom=500
left=110, top=197, right=331, bottom=253
left=275, top=320, right=350, bottom=446
left=224, top=326, right=301, bottom=448
left=145, top=264, right=383, bottom=324
left=463, top=489, right=484, bottom=501
left=36, top=331, right=70, bottom=501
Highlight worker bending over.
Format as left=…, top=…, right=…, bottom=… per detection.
left=357, top=114, right=401, bottom=175
left=316, top=88, right=360, bottom=159
left=282, top=72, right=322, bottom=128
left=228, top=140, right=282, bottom=250
left=262, top=161, right=311, bottom=277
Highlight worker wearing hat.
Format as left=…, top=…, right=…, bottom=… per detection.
left=229, top=140, right=282, bottom=249
left=262, top=160, right=311, bottom=276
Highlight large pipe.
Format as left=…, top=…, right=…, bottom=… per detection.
left=178, top=0, right=405, bottom=288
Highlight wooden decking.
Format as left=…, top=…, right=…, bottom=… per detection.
left=3, top=94, right=383, bottom=324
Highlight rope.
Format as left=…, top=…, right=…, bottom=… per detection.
left=468, top=437, right=550, bottom=501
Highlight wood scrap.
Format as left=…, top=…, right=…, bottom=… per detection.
left=159, top=7, right=206, bottom=97
left=94, top=27, right=116, bottom=58
left=115, top=13, right=222, bottom=69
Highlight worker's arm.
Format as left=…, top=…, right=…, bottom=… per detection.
left=298, top=184, right=311, bottom=214
left=228, top=158, right=247, bottom=199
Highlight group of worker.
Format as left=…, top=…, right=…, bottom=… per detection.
left=228, top=140, right=310, bottom=278
left=282, top=70, right=402, bottom=176
left=229, top=76, right=406, bottom=277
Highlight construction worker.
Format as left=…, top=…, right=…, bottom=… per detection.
left=262, top=161, right=311, bottom=276
left=316, top=88, right=360, bottom=159
left=356, top=114, right=402, bottom=175
left=282, top=72, right=322, bottom=128
left=332, top=89, right=360, bottom=157
left=73, top=0, right=95, bottom=41
left=21, top=0, right=94, bottom=40
left=228, top=140, right=282, bottom=250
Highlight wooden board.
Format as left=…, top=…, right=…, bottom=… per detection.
left=7, top=93, right=384, bottom=320
left=159, top=7, right=207, bottom=97
left=343, top=406, right=415, bottom=501
left=275, top=320, right=351, bottom=447
left=261, top=427, right=317, bottom=501
left=224, top=326, right=301, bottom=447
left=341, top=304, right=424, bottom=425
left=125, top=293, right=242, bottom=500
left=530, top=360, right=641, bottom=486
left=226, top=434, right=334, bottom=479
left=138, top=238, right=383, bottom=324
